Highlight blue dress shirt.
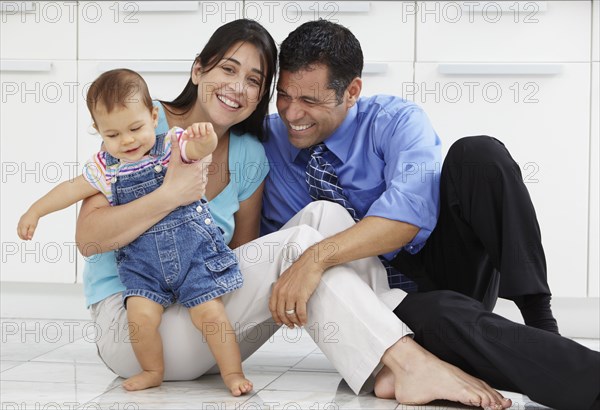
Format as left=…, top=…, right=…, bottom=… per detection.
left=261, top=95, right=442, bottom=261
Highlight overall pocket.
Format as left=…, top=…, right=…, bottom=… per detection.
left=205, top=252, right=240, bottom=288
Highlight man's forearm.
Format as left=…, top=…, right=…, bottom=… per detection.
left=307, top=216, right=419, bottom=270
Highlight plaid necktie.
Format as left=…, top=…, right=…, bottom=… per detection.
left=305, top=143, right=359, bottom=221
left=305, top=143, right=418, bottom=293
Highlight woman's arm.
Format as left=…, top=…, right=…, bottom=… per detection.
left=76, top=135, right=209, bottom=256
left=228, top=181, right=265, bottom=249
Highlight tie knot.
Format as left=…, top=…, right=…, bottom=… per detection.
left=309, top=143, right=328, bottom=156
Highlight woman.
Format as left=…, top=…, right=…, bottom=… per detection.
left=76, top=19, right=511, bottom=409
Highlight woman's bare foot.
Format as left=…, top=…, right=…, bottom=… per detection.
left=223, top=372, right=253, bottom=397
left=122, top=370, right=163, bottom=391
left=376, top=337, right=512, bottom=409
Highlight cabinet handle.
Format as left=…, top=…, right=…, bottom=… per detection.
left=363, top=63, right=388, bottom=74
left=437, top=63, right=562, bottom=76
left=121, top=1, right=199, bottom=12
left=459, top=1, right=547, bottom=12
left=294, top=1, right=370, bottom=13
left=96, top=61, right=190, bottom=73
left=0, top=60, right=52, bottom=72
left=0, top=1, right=35, bottom=13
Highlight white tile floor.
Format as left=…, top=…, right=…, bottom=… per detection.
left=1, top=318, right=598, bottom=410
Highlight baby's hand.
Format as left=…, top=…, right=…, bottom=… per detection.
left=183, top=122, right=216, bottom=141
left=17, top=211, right=39, bottom=240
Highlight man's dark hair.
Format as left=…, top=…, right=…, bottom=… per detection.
left=279, top=19, right=363, bottom=103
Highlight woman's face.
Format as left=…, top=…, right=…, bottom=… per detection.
left=192, top=42, right=266, bottom=133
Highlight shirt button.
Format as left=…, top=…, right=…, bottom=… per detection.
left=110, top=176, right=117, bottom=183
left=154, top=164, right=163, bottom=173
left=196, top=205, right=203, bottom=213
left=204, top=218, right=212, bottom=225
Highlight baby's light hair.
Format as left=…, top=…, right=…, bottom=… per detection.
left=86, top=69, right=153, bottom=123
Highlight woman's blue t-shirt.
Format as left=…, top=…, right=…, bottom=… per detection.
left=82, top=101, right=269, bottom=307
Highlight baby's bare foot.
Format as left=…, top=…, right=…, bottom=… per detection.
left=122, top=370, right=163, bottom=391
left=223, top=372, right=253, bottom=397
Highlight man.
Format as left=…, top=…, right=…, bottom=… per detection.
left=262, top=20, right=599, bottom=410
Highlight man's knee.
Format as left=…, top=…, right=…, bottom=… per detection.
left=447, top=136, right=511, bottom=164
left=444, top=136, right=520, bottom=182
left=283, top=224, right=324, bottom=256
left=302, top=200, right=347, bottom=216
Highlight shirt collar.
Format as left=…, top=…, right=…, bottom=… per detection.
left=291, top=104, right=358, bottom=163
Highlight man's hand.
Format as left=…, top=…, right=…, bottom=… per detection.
left=269, top=248, right=325, bottom=328
left=161, top=132, right=210, bottom=207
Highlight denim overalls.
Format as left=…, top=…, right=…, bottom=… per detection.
left=106, top=133, right=243, bottom=308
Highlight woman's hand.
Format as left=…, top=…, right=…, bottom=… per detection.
left=76, top=133, right=211, bottom=255
left=161, top=132, right=210, bottom=207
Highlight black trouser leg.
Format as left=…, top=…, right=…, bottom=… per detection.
left=395, top=291, right=600, bottom=410
left=393, top=136, right=552, bottom=303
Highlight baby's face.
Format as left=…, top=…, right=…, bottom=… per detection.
left=94, top=97, right=158, bottom=162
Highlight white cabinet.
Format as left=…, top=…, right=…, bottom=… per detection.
left=2, top=1, right=597, bottom=297
left=78, top=1, right=243, bottom=60
left=251, top=1, right=416, bottom=120
left=590, top=62, right=599, bottom=297
left=593, top=0, right=599, bottom=62
left=0, top=61, right=78, bottom=282
left=414, top=62, right=591, bottom=297
left=416, top=1, right=591, bottom=62
left=0, top=2, right=76, bottom=60
left=245, top=1, right=415, bottom=62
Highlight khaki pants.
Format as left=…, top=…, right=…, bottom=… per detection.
left=90, top=201, right=408, bottom=393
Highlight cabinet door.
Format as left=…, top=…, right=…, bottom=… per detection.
left=245, top=1, right=415, bottom=62
left=78, top=1, right=243, bottom=60
left=414, top=62, right=590, bottom=297
left=590, top=62, right=599, bottom=297
left=1, top=61, right=78, bottom=283
left=416, top=1, right=591, bottom=62
left=0, top=1, right=76, bottom=59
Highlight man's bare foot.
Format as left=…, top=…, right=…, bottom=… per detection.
left=374, top=365, right=395, bottom=399
left=376, top=337, right=512, bottom=410
left=223, top=372, right=253, bottom=396
left=122, top=370, right=163, bottom=391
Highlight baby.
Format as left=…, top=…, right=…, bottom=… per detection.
left=17, top=69, right=252, bottom=395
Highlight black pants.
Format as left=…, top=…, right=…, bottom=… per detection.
left=396, top=291, right=599, bottom=410
left=391, top=136, right=599, bottom=409
left=393, top=136, right=550, bottom=306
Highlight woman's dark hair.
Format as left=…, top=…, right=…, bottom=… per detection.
left=160, top=19, right=277, bottom=141
left=279, top=19, right=363, bottom=104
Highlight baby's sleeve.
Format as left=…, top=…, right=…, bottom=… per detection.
left=82, top=151, right=109, bottom=196
left=164, top=127, right=193, bottom=163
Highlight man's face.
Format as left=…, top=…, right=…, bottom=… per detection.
left=276, top=65, right=355, bottom=149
